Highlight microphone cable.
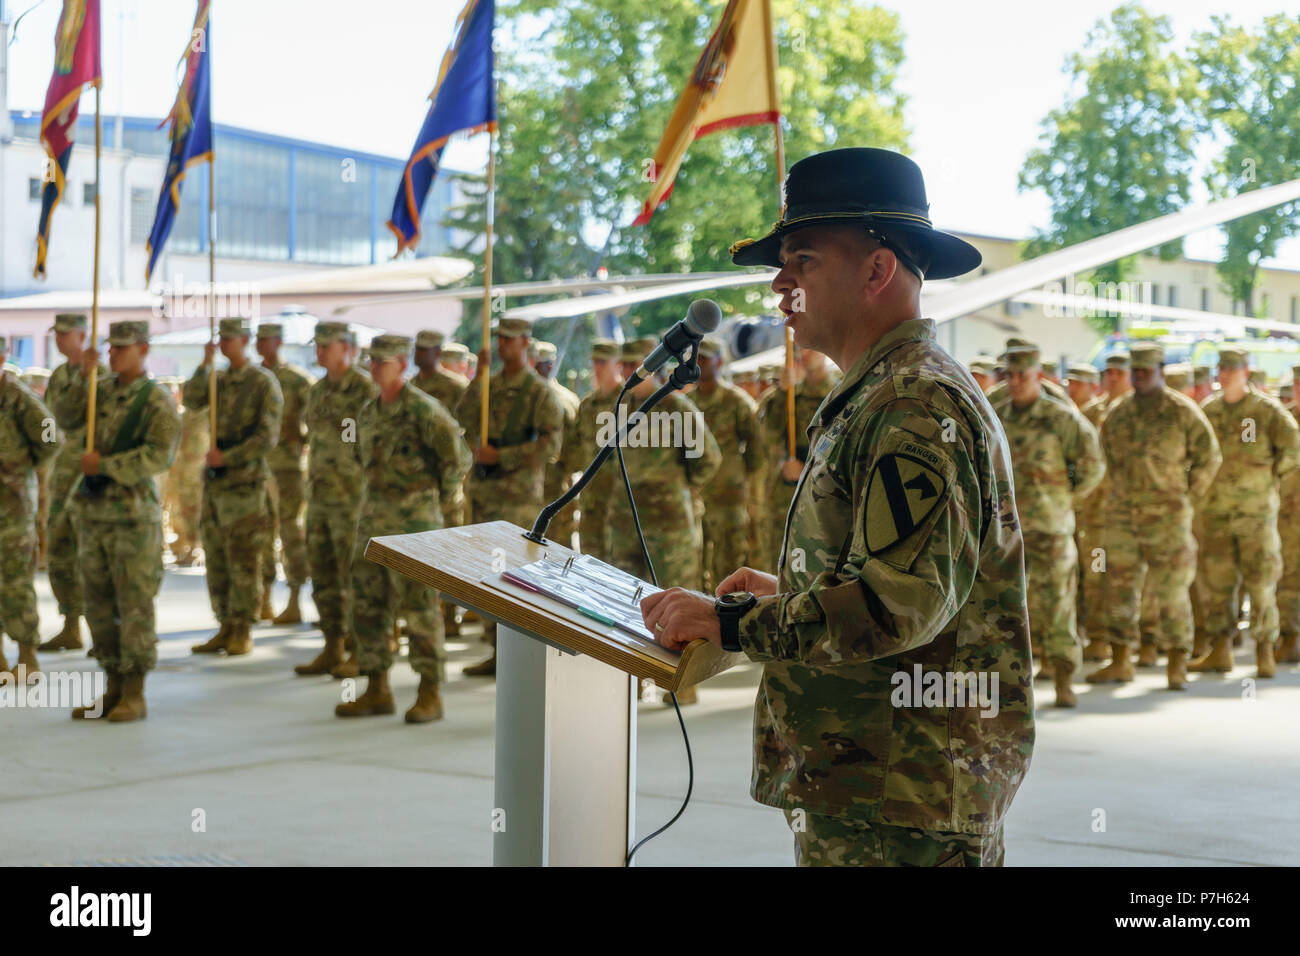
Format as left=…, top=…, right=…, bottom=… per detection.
left=615, top=362, right=698, bottom=866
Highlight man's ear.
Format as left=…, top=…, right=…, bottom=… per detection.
left=863, top=244, right=899, bottom=296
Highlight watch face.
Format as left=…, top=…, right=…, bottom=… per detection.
left=720, top=591, right=753, bottom=609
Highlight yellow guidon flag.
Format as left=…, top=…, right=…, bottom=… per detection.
left=632, top=0, right=781, bottom=226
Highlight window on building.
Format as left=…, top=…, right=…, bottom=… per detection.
left=1201, top=288, right=1210, bottom=312
left=1167, top=286, right=1177, bottom=308
left=9, top=336, right=34, bottom=367
left=29, top=177, right=43, bottom=201
left=1150, top=284, right=1160, bottom=306
left=294, top=150, right=373, bottom=265
left=83, top=182, right=97, bottom=205
left=1291, top=296, right=1298, bottom=324
left=130, top=187, right=155, bottom=244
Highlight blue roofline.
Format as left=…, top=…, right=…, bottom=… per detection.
left=7, top=109, right=471, bottom=174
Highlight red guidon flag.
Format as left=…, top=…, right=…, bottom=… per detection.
left=632, top=0, right=780, bottom=226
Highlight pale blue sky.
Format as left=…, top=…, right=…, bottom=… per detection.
left=6, top=0, right=1298, bottom=269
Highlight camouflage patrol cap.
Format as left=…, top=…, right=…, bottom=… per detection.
left=492, top=317, right=532, bottom=338
left=1128, top=343, right=1164, bottom=369
left=1105, top=352, right=1130, bottom=371
left=1194, top=365, right=1212, bottom=385
left=620, top=337, right=657, bottom=363
left=1066, top=362, right=1099, bottom=384
left=441, top=343, right=470, bottom=360
left=313, top=321, right=351, bottom=345
left=532, top=341, right=558, bottom=363
left=1291, top=362, right=1300, bottom=378
left=1282, top=383, right=1294, bottom=401
left=218, top=317, right=252, bottom=339
left=22, top=367, right=51, bottom=385
left=1003, top=341, right=1040, bottom=372
left=968, top=357, right=997, bottom=376
left=697, top=337, right=723, bottom=358
left=256, top=323, right=283, bottom=340
left=1041, top=360, right=1058, bottom=378
left=733, top=369, right=757, bottom=384
left=1217, top=347, right=1249, bottom=370
left=368, top=334, right=412, bottom=362
left=1163, top=363, right=1192, bottom=389
left=107, top=320, right=150, bottom=346
left=1000, top=336, right=1035, bottom=360
left=52, top=312, right=88, bottom=333
left=415, top=330, right=445, bottom=349
left=590, top=338, right=619, bottom=361
left=1249, top=368, right=1267, bottom=387
left=759, top=364, right=781, bottom=380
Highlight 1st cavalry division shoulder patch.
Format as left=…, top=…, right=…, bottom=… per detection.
left=865, top=451, right=947, bottom=555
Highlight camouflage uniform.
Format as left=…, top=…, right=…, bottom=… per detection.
left=455, top=341, right=565, bottom=648
left=755, top=371, right=838, bottom=573
left=182, top=332, right=284, bottom=628
left=992, top=374, right=1104, bottom=673
left=562, top=341, right=623, bottom=562
left=1197, top=377, right=1300, bottom=653
left=0, top=372, right=59, bottom=652
left=1278, top=385, right=1300, bottom=648
left=543, top=375, right=581, bottom=547
left=692, top=366, right=763, bottom=593
left=1076, top=358, right=1129, bottom=650
left=68, top=348, right=180, bottom=675
left=260, top=359, right=313, bottom=595
left=165, top=405, right=208, bottom=561
left=1099, top=367, right=1221, bottom=655
left=44, top=356, right=103, bottom=621
left=304, top=356, right=377, bottom=642
left=733, top=319, right=1033, bottom=860
left=351, top=377, right=471, bottom=680
left=604, top=388, right=722, bottom=588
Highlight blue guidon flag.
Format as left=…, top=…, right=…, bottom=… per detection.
left=387, top=0, right=496, bottom=255
left=145, top=0, right=213, bottom=283
left=34, top=0, right=102, bottom=279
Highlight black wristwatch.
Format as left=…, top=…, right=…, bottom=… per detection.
left=715, top=591, right=757, bottom=652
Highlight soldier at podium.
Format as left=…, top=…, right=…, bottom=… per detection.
left=641, top=148, right=1033, bottom=866
left=454, top=317, right=565, bottom=677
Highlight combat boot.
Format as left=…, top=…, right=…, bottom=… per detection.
left=1137, top=644, right=1158, bottom=667
left=294, top=636, right=347, bottom=676
left=404, top=676, right=444, bottom=723
left=1034, top=659, right=1055, bottom=682
left=1086, top=645, right=1135, bottom=683
left=463, top=654, right=496, bottom=677
left=1192, top=633, right=1210, bottom=659
left=0, top=645, right=9, bottom=676
left=15, top=645, right=40, bottom=683
left=1166, top=649, right=1188, bottom=691
left=223, top=623, right=254, bottom=656
left=259, top=588, right=275, bottom=622
left=331, top=657, right=360, bottom=679
left=1276, top=633, right=1300, bottom=663
left=1189, top=636, right=1233, bottom=673
left=106, top=673, right=148, bottom=722
left=72, top=672, right=123, bottom=719
left=1082, top=640, right=1109, bottom=661
left=38, top=615, right=84, bottom=652
left=1052, top=661, right=1077, bottom=708
left=1256, top=641, right=1277, bottom=679
left=443, top=603, right=460, bottom=638
left=192, top=622, right=231, bottom=654
left=272, top=586, right=302, bottom=625
left=335, top=670, right=395, bottom=717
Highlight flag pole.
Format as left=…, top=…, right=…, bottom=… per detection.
left=86, top=85, right=102, bottom=452
left=478, top=125, right=496, bottom=443
left=760, top=0, right=794, bottom=459
left=207, top=158, right=216, bottom=445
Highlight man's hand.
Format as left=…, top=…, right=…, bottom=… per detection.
left=205, top=448, right=224, bottom=468
left=640, top=587, right=720, bottom=652
left=202, top=342, right=217, bottom=366
left=79, top=348, right=100, bottom=378
left=473, top=444, right=499, bottom=465
left=715, top=566, right=778, bottom=598
left=80, top=451, right=101, bottom=476
left=780, top=456, right=804, bottom=482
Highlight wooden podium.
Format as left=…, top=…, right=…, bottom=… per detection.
left=364, top=521, right=745, bottom=866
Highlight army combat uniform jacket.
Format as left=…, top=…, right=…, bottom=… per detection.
left=734, top=319, right=1034, bottom=835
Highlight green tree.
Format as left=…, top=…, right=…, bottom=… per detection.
left=444, top=0, right=908, bottom=376
left=1017, top=3, right=1199, bottom=334
left=1192, top=14, right=1300, bottom=317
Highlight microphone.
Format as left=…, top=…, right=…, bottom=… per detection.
left=631, top=298, right=722, bottom=383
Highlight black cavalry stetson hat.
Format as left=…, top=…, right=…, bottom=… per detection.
left=729, top=147, right=982, bottom=280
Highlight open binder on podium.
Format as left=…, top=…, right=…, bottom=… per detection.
left=364, top=519, right=747, bottom=866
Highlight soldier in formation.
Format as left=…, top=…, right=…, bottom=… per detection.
left=563, top=339, right=624, bottom=563
left=185, top=318, right=284, bottom=657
